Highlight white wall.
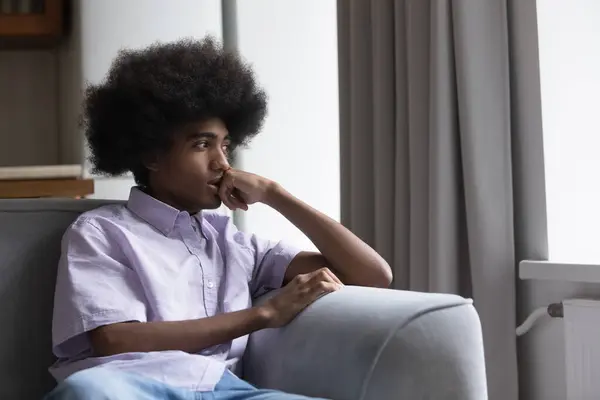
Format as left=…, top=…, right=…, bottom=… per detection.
left=234, top=0, right=340, bottom=249
left=58, top=0, right=341, bottom=238
left=59, top=0, right=223, bottom=199
left=520, top=2, right=600, bottom=399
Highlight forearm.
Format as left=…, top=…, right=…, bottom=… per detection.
left=265, top=184, right=392, bottom=287
left=90, top=306, right=271, bottom=356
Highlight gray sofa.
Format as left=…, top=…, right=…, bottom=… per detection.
left=0, top=199, right=488, bottom=399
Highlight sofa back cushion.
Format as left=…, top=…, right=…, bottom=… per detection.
left=0, top=199, right=117, bottom=399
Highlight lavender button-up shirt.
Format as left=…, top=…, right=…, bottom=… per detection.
left=50, top=187, right=301, bottom=392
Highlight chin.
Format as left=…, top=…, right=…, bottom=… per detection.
left=200, top=195, right=222, bottom=210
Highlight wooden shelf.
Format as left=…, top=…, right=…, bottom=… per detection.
left=0, top=0, right=64, bottom=49
left=0, top=178, right=94, bottom=198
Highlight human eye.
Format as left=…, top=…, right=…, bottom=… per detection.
left=222, top=141, right=231, bottom=153
left=194, top=140, right=210, bottom=149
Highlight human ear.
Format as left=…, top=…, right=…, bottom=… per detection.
left=142, top=153, right=161, bottom=172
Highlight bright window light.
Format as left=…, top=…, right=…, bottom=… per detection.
left=537, top=1, right=600, bottom=263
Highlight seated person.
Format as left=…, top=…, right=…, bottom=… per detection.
left=45, top=37, right=392, bottom=400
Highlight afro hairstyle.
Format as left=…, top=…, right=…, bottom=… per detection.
left=83, top=36, right=268, bottom=186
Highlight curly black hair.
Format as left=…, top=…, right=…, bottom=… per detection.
left=83, top=37, right=268, bottom=186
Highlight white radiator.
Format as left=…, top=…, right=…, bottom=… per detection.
left=563, top=299, right=600, bottom=399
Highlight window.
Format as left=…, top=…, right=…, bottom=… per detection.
left=537, top=0, right=600, bottom=263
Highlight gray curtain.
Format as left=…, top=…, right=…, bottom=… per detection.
left=337, top=1, right=548, bottom=399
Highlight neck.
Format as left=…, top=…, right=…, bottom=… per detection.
left=143, top=186, right=202, bottom=215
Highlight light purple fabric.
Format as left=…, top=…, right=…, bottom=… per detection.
left=49, top=187, right=302, bottom=392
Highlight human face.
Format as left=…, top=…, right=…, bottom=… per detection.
left=147, top=118, right=231, bottom=213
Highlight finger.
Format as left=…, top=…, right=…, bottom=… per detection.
left=220, top=191, right=237, bottom=211
left=229, top=189, right=249, bottom=211
left=218, top=175, right=238, bottom=211
left=308, top=281, right=340, bottom=301
left=219, top=169, right=249, bottom=210
left=227, top=192, right=248, bottom=211
left=307, top=267, right=337, bottom=284
left=323, top=267, right=343, bottom=286
left=290, top=273, right=310, bottom=287
left=218, top=173, right=232, bottom=199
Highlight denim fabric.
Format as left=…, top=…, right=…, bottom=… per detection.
left=45, top=367, right=326, bottom=400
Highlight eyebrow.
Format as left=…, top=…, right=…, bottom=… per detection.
left=186, top=132, right=230, bottom=141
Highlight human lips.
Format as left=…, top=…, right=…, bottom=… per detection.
left=207, top=176, right=223, bottom=191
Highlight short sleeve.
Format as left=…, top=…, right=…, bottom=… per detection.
left=52, top=218, right=147, bottom=358
left=204, top=212, right=303, bottom=299
left=246, top=234, right=303, bottom=298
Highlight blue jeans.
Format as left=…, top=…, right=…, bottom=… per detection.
left=44, top=367, right=325, bottom=399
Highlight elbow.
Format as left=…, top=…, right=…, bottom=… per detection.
left=372, top=261, right=393, bottom=288
left=349, top=260, right=393, bottom=288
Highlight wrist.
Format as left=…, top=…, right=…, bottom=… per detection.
left=263, top=181, right=287, bottom=207
left=253, top=304, right=276, bottom=329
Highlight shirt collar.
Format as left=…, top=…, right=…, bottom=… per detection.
left=127, top=187, right=202, bottom=236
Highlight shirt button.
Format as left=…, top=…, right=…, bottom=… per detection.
left=207, top=280, right=214, bottom=288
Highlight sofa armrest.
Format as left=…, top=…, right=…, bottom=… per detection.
left=243, top=286, right=487, bottom=400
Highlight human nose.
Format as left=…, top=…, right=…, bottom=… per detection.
left=210, top=148, right=230, bottom=171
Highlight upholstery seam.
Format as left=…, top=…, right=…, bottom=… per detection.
left=357, top=301, right=473, bottom=400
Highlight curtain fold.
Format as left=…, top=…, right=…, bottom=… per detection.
left=337, top=1, right=547, bottom=399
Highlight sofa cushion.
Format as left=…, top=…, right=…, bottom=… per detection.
left=0, top=199, right=117, bottom=399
